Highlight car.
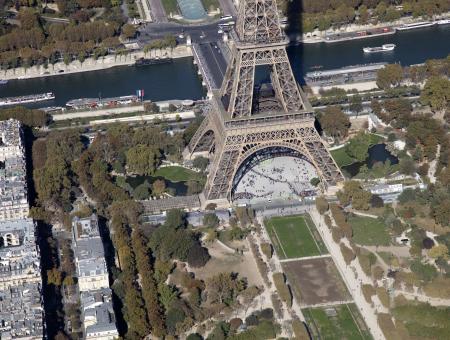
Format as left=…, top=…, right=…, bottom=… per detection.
left=220, top=15, right=232, bottom=21
left=218, top=28, right=223, bottom=34
left=58, top=70, right=65, bottom=73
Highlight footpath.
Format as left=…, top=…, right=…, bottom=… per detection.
left=0, top=45, right=192, bottom=81
left=309, top=208, right=386, bottom=340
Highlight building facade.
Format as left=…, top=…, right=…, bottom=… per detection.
left=0, top=120, right=43, bottom=339
left=0, top=119, right=29, bottom=221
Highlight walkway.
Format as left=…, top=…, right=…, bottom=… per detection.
left=309, top=208, right=386, bottom=340
left=279, top=254, right=331, bottom=263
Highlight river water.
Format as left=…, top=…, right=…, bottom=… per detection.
left=0, top=25, right=449, bottom=107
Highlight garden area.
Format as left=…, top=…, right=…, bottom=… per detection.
left=303, top=304, right=372, bottom=340
left=348, top=215, right=391, bottom=246
left=264, top=215, right=327, bottom=259
left=154, top=166, right=202, bottom=182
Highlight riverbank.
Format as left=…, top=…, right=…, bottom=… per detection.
left=299, top=12, right=450, bottom=44
left=0, top=45, right=192, bottom=81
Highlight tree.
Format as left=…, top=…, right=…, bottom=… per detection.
left=420, top=76, right=450, bottom=112
left=47, top=268, right=62, bottom=286
left=319, top=106, right=350, bottom=141
left=187, top=245, right=210, bottom=267
left=133, top=180, right=151, bottom=200
left=203, top=213, right=219, bottom=228
left=399, top=157, right=416, bottom=176
left=337, top=181, right=372, bottom=210
left=349, top=94, right=363, bottom=115
left=310, top=177, right=320, bottom=187
left=315, top=196, right=329, bottom=214
left=428, top=244, right=449, bottom=259
left=341, top=243, right=356, bottom=265
left=126, top=145, right=160, bottom=175
left=121, top=24, right=137, bottom=39
left=152, top=179, right=166, bottom=195
left=377, top=64, right=403, bottom=89
left=206, top=272, right=246, bottom=306
left=193, top=156, right=209, bottom=172
left=345, top=132, right=372, bottom=162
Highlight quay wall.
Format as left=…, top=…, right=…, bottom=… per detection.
left=0, top=46, right=192, bottom=81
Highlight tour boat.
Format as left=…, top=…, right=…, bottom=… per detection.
left=436, top=19, right=450, bottom=25
left=0, top=92, right=55, bottom=107
left=363, top=44, right=396, bottom=53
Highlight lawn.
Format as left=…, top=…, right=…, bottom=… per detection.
left=331, top=147, right=355, bottom=167
left=154, top=166, right=200, bottom=182
left=348, top=215, right=391, bottom=246
left=303, top=304, right=372, bottom=340
left=265, top=215, right=326, bottom=259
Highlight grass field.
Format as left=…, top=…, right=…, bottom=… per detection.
left=154, top=166, right=200, bottom=182
left=331, top=147, right=355, bottom=167
left=265, top=215, right=327, bottom=259
left=303, top=304, right=372, bottom=340
left=348, top=215, right=391, bottom=246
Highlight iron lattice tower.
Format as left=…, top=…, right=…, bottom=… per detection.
left=185, top=0, right=343, bottom=203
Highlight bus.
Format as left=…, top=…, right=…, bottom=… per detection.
left=220, top=15, right=233, bottom=21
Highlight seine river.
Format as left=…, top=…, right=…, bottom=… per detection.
left=0, top=25, right=449, bottom=107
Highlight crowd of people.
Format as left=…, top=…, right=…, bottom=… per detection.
left=234, top=156, right=318, bottom=202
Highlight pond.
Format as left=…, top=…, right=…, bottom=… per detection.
left=126, top=175, right=188, bottom=196
left=342, top=143, right=399, bottom=177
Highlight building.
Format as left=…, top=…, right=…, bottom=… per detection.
left=0, top=219, right=43, bottom=339
left=72, top=215, right=109, bottom=292
left=0, top=119, right=43, bottom=339
left=0, top=119, right=29, bottom=221
left=72, top=215, right=118, bottom=340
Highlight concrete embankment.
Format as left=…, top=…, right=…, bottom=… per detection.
left=299, top=12, right=450, bottom=44
left=1, top=46, right=192, bottom=81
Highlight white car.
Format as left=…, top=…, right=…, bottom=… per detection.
left=218, top=28, right=223, bottom=34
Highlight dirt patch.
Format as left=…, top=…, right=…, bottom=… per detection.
left=282, top=257, right=351, bottom=306
left=191, top=240, right=264, bottom=287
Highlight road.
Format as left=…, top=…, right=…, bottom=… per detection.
left=137, top=16, right=235, bottom=45
left=195, top=42, right=228, bottom=88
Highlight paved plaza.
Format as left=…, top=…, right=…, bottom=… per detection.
left=234, top=156, right=318, bottom=203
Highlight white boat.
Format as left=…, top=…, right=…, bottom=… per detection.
left=363, top=44, right=396, bottom=53
left=436, top=19, right=450, bottom=25
left=396, top=21, right=434, bottom=31
left=0, top=92, right=55, bottom=106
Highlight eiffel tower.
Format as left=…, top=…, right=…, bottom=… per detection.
left=185, top=0, right=343, bottom=204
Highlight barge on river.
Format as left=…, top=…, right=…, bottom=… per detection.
left=0, top=92, right=55, bottom=107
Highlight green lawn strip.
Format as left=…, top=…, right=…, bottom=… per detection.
left=307, top=304, right=366, bottom=340
left=265, top=215, right=321, bottom=258
left=331, top=147, right=355, bottom=168
left=154, top=166, right=200, bottom=182
left=303, top=214, right=329, bottom=254
left=348, top=215, right=391, bottom=246
left=347, top=304, right=373, bottom=340
left=161, top=0, right=179, bottom=15
left=264, top=219, right=287, bottom=259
